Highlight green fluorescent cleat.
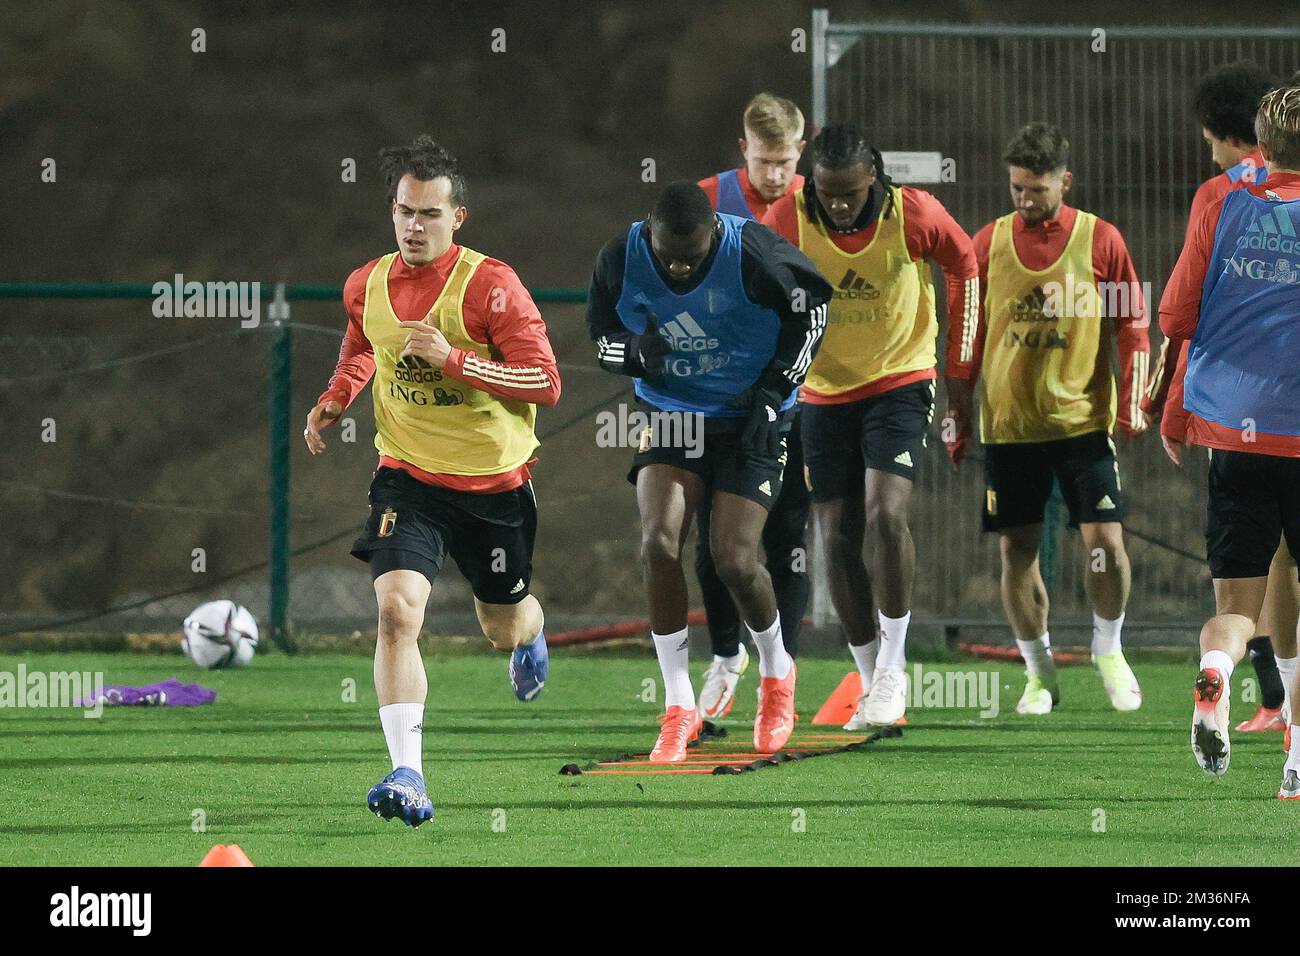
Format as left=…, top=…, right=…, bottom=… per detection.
left=1094, top=651, right=1142, bottom=712
left=1016, top=673, right=1059, bottom=715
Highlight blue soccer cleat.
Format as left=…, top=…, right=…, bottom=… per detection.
left=509, top=632, right=549, bottom=702
left=367, top=767, right=434, bottom=828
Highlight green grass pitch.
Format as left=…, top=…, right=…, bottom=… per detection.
left=1, top=650, right=1293, bottom=866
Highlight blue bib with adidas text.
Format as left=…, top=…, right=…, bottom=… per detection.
left=615, top=214, right=789, bottom=417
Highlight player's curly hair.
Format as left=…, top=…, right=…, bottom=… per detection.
left=1193, top=61, right=1276, bottom=145
left=378, top=134, right=468, bottom=207
left=1003, top=122, right=1070, bottom=175
left=808, top=123, right=896, bottom=219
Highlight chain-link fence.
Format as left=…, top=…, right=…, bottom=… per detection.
left=812, top=15, right=1300, bottom=632
left=7, top=17, right=1295, bottom=651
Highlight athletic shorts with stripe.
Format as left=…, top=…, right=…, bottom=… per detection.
left=981, top=430, right=1126, bottom=532
left=351, top=466, right=538, bottom=604
left=801, top=380, right=935, bottom=502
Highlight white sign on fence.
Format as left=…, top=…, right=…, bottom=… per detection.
left=880, top=151, right=944, bottom=183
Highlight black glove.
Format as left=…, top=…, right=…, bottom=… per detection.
left=737, top=383, right=785, bottom=457
left=633, top=309, right=672, bottom=380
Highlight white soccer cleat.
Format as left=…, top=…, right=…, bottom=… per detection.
left=1192, top=668, right=1231, bottom=776
left=697, top=645, right=749, bottom=720
left=1015, top=673, right=1058, bottom=715
left=1094, top=651, right=1142, bottom=712
left=859, top=667, right=907, bottom=725
left=843, top=693, right=873, bottom=731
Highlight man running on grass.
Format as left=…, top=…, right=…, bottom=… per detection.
left=693, top=92, right=811, bottom=722
left=960, top=122, right=1150, bottom=716
left=1143, top=62, right=1297, bottom=734
left=588, top=181, right=829, bottom=760
left=762, top=123, right=979, bottom=730
left=1160, top=85, right=1300, bottom=789
left=305, top=135, right=561, bottom=826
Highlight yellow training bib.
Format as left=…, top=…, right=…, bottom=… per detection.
left=362, top=250, right=538, bottom=475
left=797, top=186, right=938, bottom=396
left=979, top=211, right=1114, bottom=443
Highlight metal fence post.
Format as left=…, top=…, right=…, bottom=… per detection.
left=268, top=282, right=293, bottom=652
left=811, top=9, right=828, bottom=134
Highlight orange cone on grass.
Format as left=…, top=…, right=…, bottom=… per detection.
left=812, top=672, right=863, bottom=725
left=199, top=844, right=255, bottom=867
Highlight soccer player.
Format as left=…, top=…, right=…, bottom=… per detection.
left=1161, top=84, right=1300, bottom=788
left=958, top=123, right=1150, bottom=716
left=761, top=124, right=979, bottom=729
left=692, top=93, right=810, bottom=721
left=1142, top=62, right=1296, bottom=734
left=304, top=136, right=561, bottom=826
left=588, top=181, right=830, bottom=760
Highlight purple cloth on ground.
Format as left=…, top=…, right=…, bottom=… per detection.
left=80, top=678, right=217, bottom=707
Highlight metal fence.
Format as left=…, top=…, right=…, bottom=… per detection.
left=809, top=15, right=1300, bottom=631
left=8, top=16, right=1297, bottom=650
left=0, top=284, right=607, bottom=653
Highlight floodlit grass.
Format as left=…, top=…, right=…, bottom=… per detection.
left=0, top=651, right=1292, bottom=866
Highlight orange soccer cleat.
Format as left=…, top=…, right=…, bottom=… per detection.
left=1236, top=705, right=1286, bottom=733
left=649, top=705, right=701, bottom=763
left=754, top=663, right=798, bottom=754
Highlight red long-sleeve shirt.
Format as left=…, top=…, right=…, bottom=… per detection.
left=970, top=204, right=1150, bottom=435
left=761, top=185, right=980, bottom=398
left=1143, top=149, right=1268, bottom=441
left=317, top=243, right=561, bottom=493
left=1158, top=170, right=1300, bottom=458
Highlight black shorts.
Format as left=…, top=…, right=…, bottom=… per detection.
left=350, top=466, right=538, bottom=604
left=982, top=431, right=1125, bottom=532
left=1206, top=449, right=1300, bottom=579
left=801, top=380, right=935, bottom=502
left=626, top=411, right=792, bottom=510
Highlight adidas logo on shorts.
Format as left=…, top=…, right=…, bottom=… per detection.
left=1096, top=495, right=1116, bottom=510
left=509, top=579, right=525, bottom=595
left=894, top=450, right=913, bottom=467
left=758, top=480, right=772, bottom=496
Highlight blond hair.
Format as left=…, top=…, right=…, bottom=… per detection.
left=743, top=93, right=805, bottom=146
left=1256, top=84, right=1300, bottom=170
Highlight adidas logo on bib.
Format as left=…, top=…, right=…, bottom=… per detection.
left=509, top=579, right=525, bottom=595
left=1096, top=495, right=1116, bottom=510
left=894, top=451, right=913, bottom=468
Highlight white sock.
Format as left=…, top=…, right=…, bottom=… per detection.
left=1017, top=632, right=1056, bottom=681
left=1277, top=655, right=1297, bottom=715
left=877, top=611, right=910, bottom=671
left=379, top=702, right=424, bottom=776
left=1287, top=721, right=1300, bottom=773
left=748, top=616, right=792, bottom=679
left=713, top=647, right=746, bottom=671
left=653, top=628, right=694, bottom=710
left=1091, top=611, right=1124, bottom=656
left=1199, top=649, right=1235, bottom=682
left=849, top=640, right=879, bottom=694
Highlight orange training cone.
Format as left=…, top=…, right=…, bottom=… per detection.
left=812, top=672, right=863, bottom=725
left=199, top=844, right=255, bottom=867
